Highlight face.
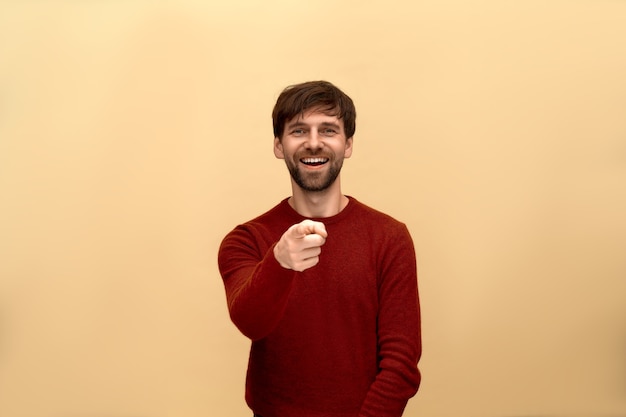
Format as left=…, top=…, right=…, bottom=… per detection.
left=274, top=109, right=353, bottom=193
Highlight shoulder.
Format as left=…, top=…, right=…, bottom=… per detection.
left=339, top=197, right=415, bottom=250
left=348, top=197, right=409, bottom=231
left=343, top=198, right=417, bottom=279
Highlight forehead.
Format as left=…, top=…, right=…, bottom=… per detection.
left=286, top=108, right=344, bottom=129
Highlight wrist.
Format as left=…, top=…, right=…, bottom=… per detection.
left=273, top=243, right=290, bottom=270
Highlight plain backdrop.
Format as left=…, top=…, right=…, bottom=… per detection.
left=0, top=1, right=625, bottom=417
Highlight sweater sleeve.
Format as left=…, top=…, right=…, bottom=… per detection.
left=218, top=224, right=296, bottom=341
left=359, top=223, right=422, bottom=417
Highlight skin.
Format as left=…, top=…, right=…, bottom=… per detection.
left=272, top=108, right=353, bottom=272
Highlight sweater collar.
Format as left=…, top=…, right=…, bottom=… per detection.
left=279, top=195, right=358, bottom=225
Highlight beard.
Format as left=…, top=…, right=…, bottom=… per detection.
left=285, top=152, right=344, bottom=192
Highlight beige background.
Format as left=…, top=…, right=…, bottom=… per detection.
left=1, top=1, right=625, bottom=416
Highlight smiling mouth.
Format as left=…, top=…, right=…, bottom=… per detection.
left=300, top=157, right=329, bottom=166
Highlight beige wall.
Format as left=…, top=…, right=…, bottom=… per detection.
left=1, top=1, right=625, bottom=416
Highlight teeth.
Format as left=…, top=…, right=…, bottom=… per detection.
left=301, top=157, right=328, bottom=164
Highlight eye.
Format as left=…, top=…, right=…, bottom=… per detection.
left=291, top=128, right=306, bottom=136
left=321, top=128, right=337, bottom=136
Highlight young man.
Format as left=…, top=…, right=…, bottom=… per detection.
left=218, top=81, right=421, bottom=417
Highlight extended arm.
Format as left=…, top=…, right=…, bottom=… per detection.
left=218, top=220, right=327, bottom=340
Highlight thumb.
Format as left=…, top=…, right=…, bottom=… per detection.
left=312, top=221, right=328, bottom=238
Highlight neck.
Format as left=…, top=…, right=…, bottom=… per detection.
left=289, top=179, right=349, bottom=218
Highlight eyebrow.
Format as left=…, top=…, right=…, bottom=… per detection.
left=319, top=122, right=341, bottom=129
left=286, top=121, right=341, bottom=130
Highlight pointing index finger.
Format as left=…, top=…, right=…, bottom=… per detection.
left=295, top=220, right=328, bottom=238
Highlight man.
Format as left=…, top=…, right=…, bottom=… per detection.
left=218, top=81, right=421, bottom=417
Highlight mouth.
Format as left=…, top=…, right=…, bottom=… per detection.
left=300, top=157, right=329, bottom=167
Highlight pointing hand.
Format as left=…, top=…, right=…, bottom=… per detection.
left=273, top=220, right=328, bottom=272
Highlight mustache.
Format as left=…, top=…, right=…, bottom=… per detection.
left=294, top=150, right=333, bottom=159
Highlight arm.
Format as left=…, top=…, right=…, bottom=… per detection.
left=359, top=224, right=422, bottom=417
left=218, top=220, right=327, bottom=340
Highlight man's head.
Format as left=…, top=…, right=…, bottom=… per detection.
left=272, top=81, right=355, bottom=194
left=272, top=80, right=356, bottom=141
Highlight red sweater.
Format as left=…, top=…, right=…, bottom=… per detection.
left=218, top=197, right=421, bottom=417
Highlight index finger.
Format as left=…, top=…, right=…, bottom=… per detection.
left=295, top=220, right=328, bottom=238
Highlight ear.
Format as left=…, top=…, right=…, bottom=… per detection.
left=273, top=137, right=285, bottom=159
left=343, top=136, right=354, bottom=159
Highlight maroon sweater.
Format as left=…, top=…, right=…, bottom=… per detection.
left=218, top=197, right=421, bottom=417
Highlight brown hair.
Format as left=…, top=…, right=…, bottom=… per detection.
left=272, top=80, right=356, bottom=140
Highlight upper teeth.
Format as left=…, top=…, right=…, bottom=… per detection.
left=302, top=158, right=327, bottom=163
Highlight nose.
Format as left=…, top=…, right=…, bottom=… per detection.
left=305, top=130, right=323, bottom=150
